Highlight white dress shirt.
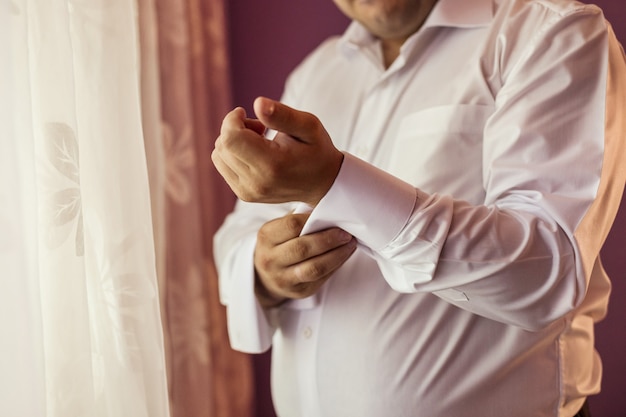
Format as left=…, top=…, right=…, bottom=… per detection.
left=214, top=0, right=626, bottom=416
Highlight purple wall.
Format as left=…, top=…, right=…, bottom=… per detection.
left=226, top=2, right=626, bottom=416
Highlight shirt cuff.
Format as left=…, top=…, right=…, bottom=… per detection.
left=301, top=152, right=417, bottom=250
left=225, top=235, right=275, bottom=353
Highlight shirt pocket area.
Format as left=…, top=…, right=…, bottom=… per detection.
left=386, top=104, right=494, bottom=205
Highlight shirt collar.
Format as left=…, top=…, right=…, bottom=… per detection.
left=425, top=0, right=493, bottom=29
left=338, top=0, right=494, bottom=56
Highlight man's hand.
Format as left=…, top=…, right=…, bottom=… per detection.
left=212, top=97, right=344, bottom=206
left=254, top=213, right=357, bottom=308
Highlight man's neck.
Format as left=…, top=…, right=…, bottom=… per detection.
left=381, top=38, right=404, bottom=69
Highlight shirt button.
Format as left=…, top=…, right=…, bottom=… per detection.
left=302, top=326, right=313, bottom=339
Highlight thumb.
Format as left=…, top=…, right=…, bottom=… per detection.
left=253, top=96, right=320, bottom=144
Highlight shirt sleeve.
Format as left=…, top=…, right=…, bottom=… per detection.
left=217, top=234, right=275, bottom=353
left=303, top=9, right=626, bottom=331
left=214, top=201, right=294, bottom=353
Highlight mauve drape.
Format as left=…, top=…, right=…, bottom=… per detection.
left=139, top=0, right=254, bottom=416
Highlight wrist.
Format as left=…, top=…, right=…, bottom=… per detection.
left=307, top=151, right=344, bottom=206
left=254, top=273, right=287, bottom=309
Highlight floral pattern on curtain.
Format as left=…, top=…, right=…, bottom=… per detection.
left=139, top=0, right=254, bottom=416
left=1, top=1, right=170, bottom=416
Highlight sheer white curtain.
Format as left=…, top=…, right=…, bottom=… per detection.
left=0, top=1, right=170, bottom=416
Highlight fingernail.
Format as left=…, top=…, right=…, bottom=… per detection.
left=338, top=230, right=352, bottom=243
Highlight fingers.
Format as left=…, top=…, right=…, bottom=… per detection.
left=257, top=214, right=354, bottom=268
left=220, top=106, right=246, bottom=135
left=220, top=106, right=267, bottom=136
left=214, top=107, right=272, bottom=183
left=212, top=126, right=252, bottom=188
left=211, top=149, right=243, bottom=192
left=270, top=236, right=357, bottom=301
left=258, top=213, right=311, bottom=245
left=253, top=96, right=321, bottom=143
left=256, top=220, right=357, bottom=285
left=291, top=235, right=357, bottom=284
left=280, top=228, right=355, bottom=271
left=244, top=117, right=267, bottom=136
left=255, top=231, right=357, bottom=302
left=254, top=213, right=358, bottom=303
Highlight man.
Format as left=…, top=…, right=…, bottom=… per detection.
left=212, top=0, right=626, bottom=415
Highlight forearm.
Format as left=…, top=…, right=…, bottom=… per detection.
left=379, top=191, right=580, bottom=330
left=302, top=150, right=613, bottom=331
